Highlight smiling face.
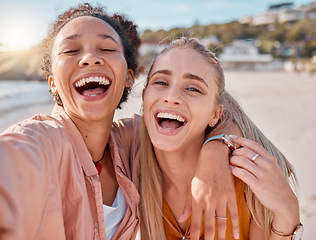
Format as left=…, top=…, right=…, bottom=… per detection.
left=143, top=47, right=223, bottom=152
left=49, top=16, right=131, bottom=122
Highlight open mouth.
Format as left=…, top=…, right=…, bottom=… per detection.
left=74, top=76, right=111, bottom=97
left=155, top=112, right=187, bottom=130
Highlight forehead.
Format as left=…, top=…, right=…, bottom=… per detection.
left=53, top=16, right=123, bottom=47
left=153, top=48, right=215, bottom=76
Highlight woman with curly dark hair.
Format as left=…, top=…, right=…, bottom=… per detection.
left=0, top=4, right=142, bottom=239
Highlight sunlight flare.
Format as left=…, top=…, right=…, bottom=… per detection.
left=0, top=5, right=44, bottom=51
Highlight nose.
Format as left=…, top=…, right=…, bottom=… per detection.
left=79, top=51, right=104, bottom=67
left=163, top=85, right=182, bottom=105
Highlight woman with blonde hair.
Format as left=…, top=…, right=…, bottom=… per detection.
left=139, top=37, right=302, bottom=240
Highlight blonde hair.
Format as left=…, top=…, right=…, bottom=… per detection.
left=139, top=37, right=297, bottom=240
left=219, top=91, right=297, bottom=238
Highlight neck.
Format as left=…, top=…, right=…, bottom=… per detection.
left=70, top=113, right=114, bottom=161
left=155, top=142, right=202, bottom=193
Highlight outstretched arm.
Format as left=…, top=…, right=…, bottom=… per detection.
left=0, top=120, right=64, bottom=239
left=182, top=122, right=242, bottom=240
left=229, top=135, right=300, bottom=240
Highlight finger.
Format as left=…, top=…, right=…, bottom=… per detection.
left=179, top=196, right=192, bottom=222
left=231, top=165, right=259, bottom=188
left=230, top=155, right=259, bottom=175
left=232, top=147, right=257, bottom=162
left=227, top=197, right=239, bottom=239
left=229, top=135, right=271, bottom=160
left=232, top=147, right=276, bottom=173
left=190, top=205, right=202, bottom=240
left=204, top=208, right=215, bottom=240
left=215, top=204, right=227, bottom=240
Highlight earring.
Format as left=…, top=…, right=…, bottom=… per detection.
left=125, top=70, right=135, bottom=89
left=50, top=86, right=57, bottom=94
left=209, top=122, right=215, bottom=127
left=125, top=75, right=132, bottom=88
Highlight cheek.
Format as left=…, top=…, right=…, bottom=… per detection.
left=192, top=98, right=215, bottom=123
left=142, top=95, right=150, bottom=116
left=52, top=57, right=74, bottom=85
left=51, top=59, right=65, bottom=80
left=110, top=55, right=128, bottom=77
left=142, top=91, right=155, bottom=120
left=194, top=110, right=212, bottom=128
left=52, top=69, right=68, bottom=89
left=143, top=85, right=160, bottom=100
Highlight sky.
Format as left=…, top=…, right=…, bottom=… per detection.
left=0, top=0, right=314, bottom=51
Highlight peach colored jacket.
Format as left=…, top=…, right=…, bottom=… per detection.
left=0, top=106, right=141, bottom=240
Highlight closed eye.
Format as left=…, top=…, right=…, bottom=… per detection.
left=100, top=49, right=116, bottom=52
left=63, top=49, right=80, bottom=54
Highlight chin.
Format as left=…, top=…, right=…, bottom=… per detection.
left=151, top=137, right=181, bottom=153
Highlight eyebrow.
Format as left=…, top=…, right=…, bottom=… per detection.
left=62, top=33, right=121, bottom=48
left=98, top=34, right=121, bottom=47
left=64, top=34, right=81, bottom=41
left=183, top=73, right=208, bottom=87
left=150, top=69, right=172, bottom=79
left=150, top=69, right=208, bottom=87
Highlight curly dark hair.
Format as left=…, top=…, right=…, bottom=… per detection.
left=41, top=3, right=141, bottom=108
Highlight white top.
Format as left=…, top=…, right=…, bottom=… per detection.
left=103, top=187, right=127, bottom=239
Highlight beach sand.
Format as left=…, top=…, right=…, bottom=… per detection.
left=224, top=71, right=316, bottom=240
left=1, top=71, right=315, bottom=239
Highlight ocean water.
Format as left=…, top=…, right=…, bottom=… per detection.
left=0, top=80, right=53, bottom=131
left=0, top=80, right=52, bottom=115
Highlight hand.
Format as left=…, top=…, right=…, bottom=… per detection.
left=180, top=141, right=240, bottom=240
left=229, top=135, right=300, bottom=234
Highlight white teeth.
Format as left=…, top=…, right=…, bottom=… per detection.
left=157, top=112, right=185, bottom=122
left=74, top=77, right=110, bottom=88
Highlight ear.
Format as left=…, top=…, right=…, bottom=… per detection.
left=48, top=76, right=58, bottom=94
left=125, top=70, right=135, bottom=88
left=209, top=104, right=223, bottom=127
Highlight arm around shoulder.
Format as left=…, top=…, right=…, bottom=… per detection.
left=188, top=121, right=243, bottom=239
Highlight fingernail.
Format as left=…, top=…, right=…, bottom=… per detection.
left=178, top=215, right=184, bottom=222
left=234, top=232, right=240, bottom=239
left=229, top=135, right=237, bottom=138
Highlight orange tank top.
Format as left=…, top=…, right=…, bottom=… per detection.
left=162, top=178, right=250, bottom=239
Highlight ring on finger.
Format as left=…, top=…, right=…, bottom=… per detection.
left=251, top=153, right=259, bottom=161
left=216, top=216, right=227, bottom=220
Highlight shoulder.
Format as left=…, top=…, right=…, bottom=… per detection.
left=1, top=113, right=64, bottom=139
left=0, top=113, right=79, bottom=178
left=111, top=115, right=142, bottom=181
left=111, top=114, right=142, bottom=141
left=0, top=114, right=68, bottom=179
left=112, top=114, right=141, bottom=130
left=0, top=114, right=70, bottom=158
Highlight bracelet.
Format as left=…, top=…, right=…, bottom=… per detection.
left=271, top=224, right=291, bottom=237
left=203, top=134, right=237, bottom=151
left=270, top=222, right=304, bottom=240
